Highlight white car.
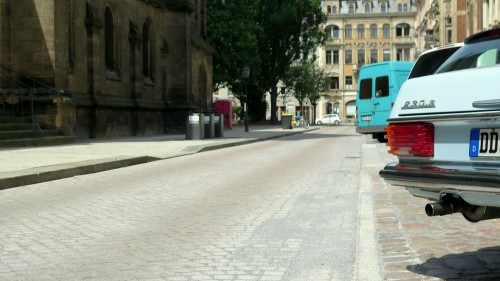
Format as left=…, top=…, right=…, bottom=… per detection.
left=315, top=114, right=341, bottom=125
left=379, top=28, right=500, bottom=223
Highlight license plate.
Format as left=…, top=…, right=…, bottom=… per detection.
left=470, top=128, right=500, bottom=157
left=361, top=116, right=372, bottom=121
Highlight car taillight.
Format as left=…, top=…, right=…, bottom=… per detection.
left=385, top=123, right=434, bottom=157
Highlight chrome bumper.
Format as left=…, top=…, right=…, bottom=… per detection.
left=380, top=162, right=500, bottom=188
left=379, top=162, right=500, bottom=207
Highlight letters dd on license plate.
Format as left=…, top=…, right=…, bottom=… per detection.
left=470, top=128, right=500, bottom=157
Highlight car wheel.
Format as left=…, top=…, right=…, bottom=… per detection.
left=316, top=121, right=322, bottom=125
left=334, top=120, right=339, bottom=125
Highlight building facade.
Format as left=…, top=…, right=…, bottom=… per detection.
left=414, top=0, right=484, bottom=53
left=414, top=0, right=500, bottom=54
left=483, top=0, right=500, bottom=29
left=316, top=0, right=417, bottom=122
left=0, top=0, right=212, bottom=138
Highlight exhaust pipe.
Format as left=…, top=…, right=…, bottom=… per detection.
left=462, top=206, right=500, bottom=222
left=425, top=202, right=455, bottom=216
left=425, top=199, right=500, bottom=222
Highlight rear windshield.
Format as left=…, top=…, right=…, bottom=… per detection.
left=359, top=79, right=372, bottom=99
left=436, top=39, right=500, bottom=74
left=375, top=76, right=389, bottom=97
left=408, top=46, right=460, bottom=79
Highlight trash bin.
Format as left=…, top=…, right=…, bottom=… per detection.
left=186, top=113, right=204, bottom=140
left=281, top=114, right=292, bottom=129
left=204, top=113, right=215, bottom=139
left=214, top=114, right=224, bottom=138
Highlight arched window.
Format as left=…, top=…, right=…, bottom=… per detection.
left=398, top=3, right=402, bottom=12
left=404, top=3, right=408, bottom=12
left=327, top=5, right=332, bottom=13
left=332, top=6, right=337, bottom=13
left=357, top=48, right=365, bottom=65
left=370, top=24, right=378, bottom=38
left=396, top=23, right=410, bottom=37
left=365, top=3, right=371, bottom=13
left=326, top=25, right=340, bottom=38
left=346, top=100, right=356, bottom=118
left=143, top=21, right=154, bottom=81
left=381, top=3, right=387, bottom=12
left=104, top=7, right=115, bottom=71
left=332, top=25, right=340, bottom=38
left=357, top=24, right=365, bottom=39
left=383, top=24, right=390, bottom=38
left=349, top=4, right=355, bottom=13
left=345, top=25, right=353, bottom=38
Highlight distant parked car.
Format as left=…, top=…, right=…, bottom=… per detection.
left=315, top=114, right=341, bottom=125
left=379, top=28, right=500, bottom=223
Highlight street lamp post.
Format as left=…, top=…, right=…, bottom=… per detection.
left=241, top=66, right=250, bottom=132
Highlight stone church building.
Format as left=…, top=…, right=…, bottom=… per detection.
left=0, top=0, right=212, bottom=138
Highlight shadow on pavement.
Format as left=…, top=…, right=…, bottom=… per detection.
left=407, top=246, right=500, bottom=280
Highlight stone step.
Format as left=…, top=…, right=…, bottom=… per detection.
left=0, top=115, right=31, bottom=123
left=0, top=123, right=33, bottom=131
left=0, top=136, right=76, bottom=148
left=0, top=129, right=60, bottom=140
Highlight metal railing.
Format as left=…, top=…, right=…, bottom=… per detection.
left=0, top=65, right=64, bottom=138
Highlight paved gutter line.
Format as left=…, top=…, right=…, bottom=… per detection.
left=0, top=129, right=316, bottom=190
left=354, top=143, right=383, bottom=281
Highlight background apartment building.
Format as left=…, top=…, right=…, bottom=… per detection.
left=316, top=0, right=417, bottom=123
left=415, top=0, right=500, bottom=53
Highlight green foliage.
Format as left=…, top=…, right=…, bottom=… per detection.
left=207, top=0, right=326, bottom=122
left=284, top=61, right=330, bottom=105
left=207, top=0, right=260, bottom=103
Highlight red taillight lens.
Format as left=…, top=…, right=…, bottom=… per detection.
left=385, top=123, right=434, bottom=157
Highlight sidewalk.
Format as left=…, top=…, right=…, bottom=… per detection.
left=0, top=125, right=314, bottom=190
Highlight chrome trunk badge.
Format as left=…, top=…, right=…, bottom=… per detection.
left=401, top=100, right=435, bottom=110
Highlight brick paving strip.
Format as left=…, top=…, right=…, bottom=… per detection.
left=366, top=142, right=500, bottom=280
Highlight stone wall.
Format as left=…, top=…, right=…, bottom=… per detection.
left=1, top=0, right=211, bottom=139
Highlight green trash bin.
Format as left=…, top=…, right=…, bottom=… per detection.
left=281, top=114, right=292, bottom=129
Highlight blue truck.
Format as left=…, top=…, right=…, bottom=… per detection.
left=355, top=61, right=415, bottom=142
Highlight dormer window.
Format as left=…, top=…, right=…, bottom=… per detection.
left=381, top=3, right=387, bottom=12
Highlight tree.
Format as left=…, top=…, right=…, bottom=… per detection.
left=257, top=0, right=326, bottom=123
left=308, top=64, right=331, bottom=122
left=283, top=61, right=330, bottom=121
left=207, top=0, right=326, bottom=122
left=207, top=0, right=261, bottom=105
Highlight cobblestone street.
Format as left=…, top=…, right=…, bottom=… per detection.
left=364, top=138, right=500, bottom=280
left=1, top=126, right=500, bottom=281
